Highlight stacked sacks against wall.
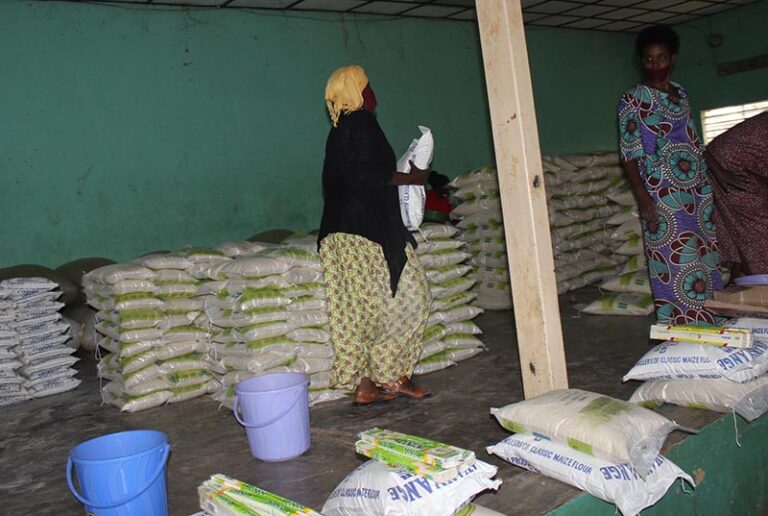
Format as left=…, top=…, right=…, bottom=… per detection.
left=86, top=249, right=225, bottom=412
left=543, top=153, right=630, bottom=294
left=449, top=167, right=511, bottom=310
left=449, top=153, right=632, bottom=305
left=582, top=185, right=655, bottom=316
left=207, top=238, right=348, bottom=409
left=0, top=278, right=79, bottom=406
left=412, top=223, right=485, bottom=375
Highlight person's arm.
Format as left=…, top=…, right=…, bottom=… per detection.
left=617, top=88, right=655, bottom=221
left=345, top=112, right=428, bottom=188
left=389, top=161, right=430, bottom=186
left=623, top=159, right=656, bottom=222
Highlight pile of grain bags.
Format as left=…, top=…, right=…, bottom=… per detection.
left=625, top=319, right=768, bottom=423
left=206, top=238, right=348, bottom=409
left=449, top=153, right=631, bottom=306
left=544, top=154, right=630, bottom=294
left=0, top=277, right=79, bottom=406
left=449, top=167, right=511, bottom=310
left=413, top=223, right=485, bottom=375
left=85, top=249, right=225, bottom=412
left=582, top=183, right=655, bottom=316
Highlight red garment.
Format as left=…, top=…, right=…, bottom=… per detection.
left=425, top=190, right=452, bottom=216
left=706, top=112, right=768, bottom=274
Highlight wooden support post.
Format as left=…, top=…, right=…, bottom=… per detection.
left=475, top=0, right=568, bottom=398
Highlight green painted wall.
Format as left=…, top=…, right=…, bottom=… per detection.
left=674, top=0, right=768, bottom=129
left=550, top=412, right=768, bottom=515
left=0, top=1, right=638, bottom=268
left=526, top=27, right=635, bottom=156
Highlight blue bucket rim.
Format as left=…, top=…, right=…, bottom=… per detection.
left=71, top=430, right=168, bottom=464
left=235, top=372, right=309, bottom=395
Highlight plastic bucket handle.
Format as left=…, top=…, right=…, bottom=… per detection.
left=66, top=444, right=170, bottom=509
left=233, top=391, right=303, bottom=429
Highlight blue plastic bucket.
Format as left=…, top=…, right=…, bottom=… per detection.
left=234, top=372, right=310, bottom=462
left=66, top=430, right=170, bottom=516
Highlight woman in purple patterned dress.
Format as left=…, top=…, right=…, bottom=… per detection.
left=617, top=26, right=723, bottom=326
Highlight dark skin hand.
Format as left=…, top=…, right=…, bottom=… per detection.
left=623, top=158, right=657, bottom=223
left=389, top=160, right=430, bottom=186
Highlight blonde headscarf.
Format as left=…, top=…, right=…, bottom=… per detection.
left=325, top=65, right=369, bottom=127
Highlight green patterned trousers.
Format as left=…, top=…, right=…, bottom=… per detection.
left=319, top=233, right=430, bottom=390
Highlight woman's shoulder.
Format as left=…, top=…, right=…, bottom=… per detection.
left=620, top=83, right=651, bottom=98
left=670, top=81, right=688, bottom=98
left=617, top=83, right=647, bottom=110
left=341, top=109, right=377, bottom=126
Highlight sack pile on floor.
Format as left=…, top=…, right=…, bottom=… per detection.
left=85, top=251, right=223, bottom=412
left=201, top=236, right=346, bottom=410
left=0, top=278, right=79, bottom=406
left=488, top=388, right=694, bottom=516
left=449, top=153, right=632, bottom=309
left=323, top=428, right=501, bottom=516
left=581, top=178, right=655, bottom=316
left=626, top=318, right=768, bottom=423
left=412, top=223, right=485, bottom=376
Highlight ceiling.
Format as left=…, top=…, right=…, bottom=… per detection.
left=59, top=0, right=758, bottom=31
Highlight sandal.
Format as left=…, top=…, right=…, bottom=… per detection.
left=380, top=376, right=433, bottom=399
left=352, top=387, right=399, bottom=407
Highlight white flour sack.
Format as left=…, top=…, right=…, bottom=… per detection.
left=629, top=375, right=768, bottom=422
left=397, top=126, right=434, bottom=230
left=487, top=434, right=694, bottom=516
left=726, top=318, right=768, bottom=344
left=491, top=389, right=681, bottom=477
left=322, top=459, right=500, bottom=516
left=623, top=341, right=768, bottom=383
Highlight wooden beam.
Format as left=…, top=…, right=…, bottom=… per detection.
left=475, top=0, right=568, bottom=398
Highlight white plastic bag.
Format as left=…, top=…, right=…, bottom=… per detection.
left=322, top=459, right=500, bottom=516
left=629, top=375, right=768, bottom=421
left=623, top=341, right=768, bottom=383
left=487, top=433, right=693, bottom=516
left=726, top=318, right=768, bottom=344
left=397, top=126, right=433, bottom=231
left=491, top=389, right=680, bottom=477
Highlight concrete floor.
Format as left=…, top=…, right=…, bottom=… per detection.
left=0, top=287, right=721, bottom=515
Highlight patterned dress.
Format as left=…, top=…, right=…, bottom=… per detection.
left=618, top=83, right=723, bottom=326
left=320, top=233, right=430, bottom=390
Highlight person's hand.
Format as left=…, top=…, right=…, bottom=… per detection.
left=638, top=195, right=657, bottom=223
left=408, top=160, right=430, bottom=186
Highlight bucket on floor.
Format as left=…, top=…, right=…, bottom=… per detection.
left=234, top=372, right=310, bottom=462
left=66, top=429, right=170, bottom=516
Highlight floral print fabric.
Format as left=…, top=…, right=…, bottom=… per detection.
left=319, top=233, right=430, bottom=390
left=618, top=83, right=723, bottom=325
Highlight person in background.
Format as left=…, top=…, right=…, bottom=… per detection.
left=704, top=112, right=768, bottom=277
left=424, top=171, right=453, bottom=223
left=318, top=65, right=433, bottom=406
left=617, top=25, right=723, bottom=325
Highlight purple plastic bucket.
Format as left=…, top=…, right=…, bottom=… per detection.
left=234, top=372, right=310, bottom=462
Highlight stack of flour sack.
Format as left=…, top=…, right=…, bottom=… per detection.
left=624, top=318, right=768, bottom=424
left=0, top=277, right=79, bottom=406
left=411, top=223, right=485, bottom=377
left=488, top=388, right=696, bottom=515
left=323, top=428, right=502, bottom=516
left=449, top=153, right=631, bottom=309
left=84, top=249, right=228, bottom=412
left=202, top=235, right=345, bottom=409
left=581, top=180, right=656, bottom=317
